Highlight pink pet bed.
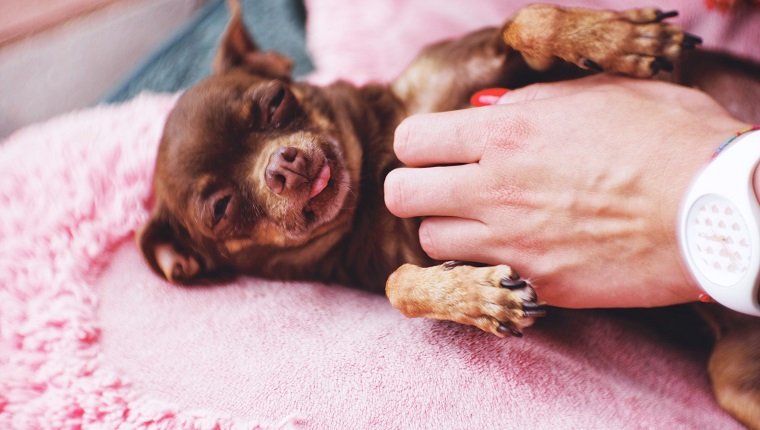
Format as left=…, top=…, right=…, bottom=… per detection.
left=3, top=0, right=758, bottom=428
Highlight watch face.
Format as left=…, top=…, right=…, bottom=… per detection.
left=685, top=195, right=752, bottom=287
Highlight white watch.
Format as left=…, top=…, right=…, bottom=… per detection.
left=679, top=128, right=760, bottom=316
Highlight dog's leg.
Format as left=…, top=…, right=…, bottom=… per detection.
left=707, top=320, right=760, bottom=429
left=503, top=5, right=698, bottom=77
left=392, top=5, right=696, bottom=114
left=386, top=262, right=546, bottom=337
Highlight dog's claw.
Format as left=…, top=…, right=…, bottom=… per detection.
left=650, top=58, right=673, bottom=74
left=443, top=260, right=466, bottom=270
left=443, top=260, right=486, bottom=270
left=524, top=308, right=548, bottom=318
left=654, top=10, right=678, bottom=21
left=497, top=323, right=523, bottom=338
left=681, top=32, right=703, bottom=50
left=581, top=58, right=603, bottom=72
left=523, top=302, right=546, bottom=310
left=523, top=302, right=548, bottom=318
left=500, top=277, right=528, bottom=290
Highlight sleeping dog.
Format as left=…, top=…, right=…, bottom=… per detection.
left=137, top=1, right=760, bottom=427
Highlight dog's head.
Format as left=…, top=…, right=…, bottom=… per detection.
left=138, top=0, right=359, bottom=283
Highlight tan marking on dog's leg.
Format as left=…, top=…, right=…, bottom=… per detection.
left=709, top=325, right=760, bottom=430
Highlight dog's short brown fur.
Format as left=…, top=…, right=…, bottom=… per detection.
left=137, top=1, right=760, bottom=427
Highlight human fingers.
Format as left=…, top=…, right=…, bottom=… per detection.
left=416, top=217, right=593, bottom=309
left=384, top=163, right=485, bottom=219
left=393, top=107, right=512, bottom=166
left=497, top=74, right=650, bottom=104
left=496, top=75, right=602, bottom=104
left=416, top=217, right=498, bottom=263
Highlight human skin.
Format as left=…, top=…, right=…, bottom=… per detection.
left=384, top=75, right=752, bottom=309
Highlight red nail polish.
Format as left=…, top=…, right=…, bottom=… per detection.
left=698, top=293, right=716, bottom=303
left=470, top=88, right=510, bottom=107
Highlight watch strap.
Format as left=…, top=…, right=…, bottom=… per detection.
left=680, top=127, right=760, bottom=316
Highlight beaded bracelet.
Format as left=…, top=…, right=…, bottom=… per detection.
left=712, top=125, right=760, bottom=158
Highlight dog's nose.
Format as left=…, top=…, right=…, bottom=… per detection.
left=265, top=146, right=308, bottom=194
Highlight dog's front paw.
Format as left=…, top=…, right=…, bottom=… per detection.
left=446, top=263, right=546, bottom=338
left=386, top=263, right=547, bottom=338
left=494, top=271, right=547, bottom=337
left=573, top=8, right=701, bottom=78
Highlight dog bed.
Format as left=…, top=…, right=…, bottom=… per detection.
left=2, top=0, right=758, bottom=428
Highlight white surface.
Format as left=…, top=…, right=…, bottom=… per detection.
left=0, top=0, right=204, bottom=138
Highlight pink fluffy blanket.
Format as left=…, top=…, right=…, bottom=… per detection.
left=2, top=0, right=758, bottom=428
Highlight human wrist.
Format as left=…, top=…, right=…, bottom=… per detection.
left=678, top=125, right=760, bottom=316
left=755, top=151, right=760, bottom=206
left=659, top=124, right=745, bottom=304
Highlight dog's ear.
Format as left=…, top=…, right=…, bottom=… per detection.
left=213, top=0, right=294, bottom=80
left=136, top=205, right=203, bottom=284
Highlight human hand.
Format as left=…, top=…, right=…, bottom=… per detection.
left=384, top=74, right=750, bottom=309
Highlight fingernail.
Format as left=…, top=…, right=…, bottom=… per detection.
left=470, top=88, right=510, bottom=107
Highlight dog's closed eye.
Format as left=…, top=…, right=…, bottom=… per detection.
left=213, top=194, right=232, bottom=225
left=206, top=189, right=237, bottom=232
left=245, top=83, right=298, bottom=130
left=268, top=87, right=285, bottom=119
left=263, top=83, right=299, bottom=128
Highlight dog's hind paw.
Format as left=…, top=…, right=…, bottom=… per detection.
left=504, top=5, right=701, bottom=79
left=572, top=8, right=701, bottom=78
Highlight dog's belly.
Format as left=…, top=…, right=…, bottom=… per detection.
left=677, top=51, right=760, bottom=123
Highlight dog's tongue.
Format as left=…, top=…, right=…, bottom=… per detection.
left=309, top=163, right=331, bottom=198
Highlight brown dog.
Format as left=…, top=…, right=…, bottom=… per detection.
left=137, top=1, right=760, bottom=427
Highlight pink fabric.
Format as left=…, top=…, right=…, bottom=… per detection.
left=2, top=1, right=757, bottom=428
left=304, top=0, right=760, bottom=85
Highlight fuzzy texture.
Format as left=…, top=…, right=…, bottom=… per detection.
left=1, top=0, right=758, bottom=428
left=0, top=94, right=296, bottom=429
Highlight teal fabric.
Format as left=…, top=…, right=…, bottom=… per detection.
left=104, top=0, right=313, bottom=103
